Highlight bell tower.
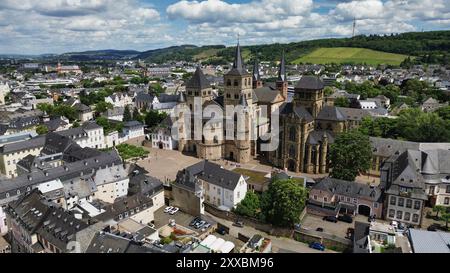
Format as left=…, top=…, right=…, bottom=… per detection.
left=276, top=51, right=288, bottom=100
left=224, top=41, right=253, bottom=107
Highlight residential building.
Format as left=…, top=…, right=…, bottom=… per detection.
left=308, top=177, right=383, bottom=218
left=102, top=107, right=124, bottom=121
left=240, top=234, right=272, bottom=253
left=381, top=150, right=429, bottom=226
left=149, top=116, right=177, bottom=150
left=73, top=103, right=93, bottom=122
left=407, top=229, right=450, bottom=253
left=122, top=121, right=144, bottom=140
left=173, top=160, right=247, bottom=212
left=105, top=93, right=133, bottom=108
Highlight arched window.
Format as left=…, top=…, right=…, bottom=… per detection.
left=213, top=136, right=218, bottom=144
left=227, top=79, right=231, bottom=86
left=234, top=80, right=239, bottom=86
left=244, top=79, right=247, bottom=86
left=289, top=145, right=296, bottom=158
left=202, top=135, right=206, bottom=144
left=289, top=127, right=296, bottom=141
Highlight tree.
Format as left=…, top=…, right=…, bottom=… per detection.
left=260, top=179, right=308, bottom=227
left=95, top=101, right=113, bottom=114
left=441, top=210, right=450, bottom=230
left=234, top=192, right=260, bottom=218
left=132, top=107, right=141, bottom=120
left=145, top=110, right=167, bottom=128
left=329, top=130, right=372, bottom=181
left=432, top=205, right=446, bottom=219
left=397, top=108, right=450, bottom=142
left=36, top=125, right=48, bottom=135
left=123, top=105, right=132, bottom=122
left=334, top=97, right=350, bottom=107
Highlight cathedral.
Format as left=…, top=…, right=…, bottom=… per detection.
left=176, top=42, right=365, bottom=174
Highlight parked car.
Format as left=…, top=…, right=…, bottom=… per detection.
left=148, top=223, right=155, bottom=229
left=316, top=227, right=324, bottom=232
left=233, top=220, right=244, bottom=227
left=427, top=224, right=440, bottom=231
left=338, top=214, right=353, bottom=223
left=323, top=216, right=338, bottom=223
left=169, top=219, right=176, bottom=227
left=169, top=207, right=179, bottom=215
left=346, top=228, right=355, bottom=239
left=294, top=223, right=301, bottom=230
left=201, top=223, right=211, bottom=232
left=217, top=227, right=227, bottom=235
left=309, top=242, right=325, bottom=251
left=391, top=221, right=398, bottom=228
left=164, top=206, right=173, bottom=213
left=189, top=217, right=201, bottom=226
left=194, top=220, right=206, bottom=229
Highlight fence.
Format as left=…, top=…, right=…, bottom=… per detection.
left=293, top=228, right=353, bottom=252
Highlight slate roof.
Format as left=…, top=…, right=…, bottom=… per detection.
left=313, top=177, right=382, bottom=202
left=307, top=130, right=335, bottom=145
left=86, top=232, right=132, bottom=253
left=0, top=135, right=45, bottom=154
left=73, top=103, right=91, bottom=113
left=336, top=107, right=370, bottom=121
left=186, top=67, right=211, bottom=90
left=354, top=221, right=370, bottom=249
left=316, top=106, right=346, bottom=121
left=277, top=52, right=286, bottom=82
left=123, top=120, right=143, bottom=127
left=44, top=117, right=68, bottom=132
left=128, top=172, right=164, bottom=197
left=226, top=43, right=250, bottom=76
left=176, top=160, right=244, bottom=191
left=279, top=102, right=314, bottom=123
left=253, top=87, right=281, bottom=103
left=6, top=190, right=89, bottom=252
left=295, top=76, right=324, bottom=90
left=94, top=194, right=154, bottom=222
left=135, top=92, right=154, bottom=102
left=408, top=229, right=450, bottom=253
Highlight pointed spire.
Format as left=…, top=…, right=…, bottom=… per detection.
left=277, top=51, right=286, bottom=82
left=239, top=94, right=248, bottom=107
left=232, top=41, right=244, bottom=72
left=252, top=59, right=260, bottom=82
left=177, top=91, right=186, bottom=103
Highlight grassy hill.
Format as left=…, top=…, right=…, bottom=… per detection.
left=47, top=30, right=449, bottom=65
left=293, top=47, right=409, bottom=65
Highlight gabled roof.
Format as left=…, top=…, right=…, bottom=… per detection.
left=186, top=67, right=211, bottom=90
left=317, top=106, right=346, bottom=121
left=253, top=87, right=281, bottom=103
left=295, top=76, right=324, bottom=90
left=177, top=160, right=244, bottom=191
left=313, top=177, right=382, bottom=202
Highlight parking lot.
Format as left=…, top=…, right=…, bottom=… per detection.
left=153, top=206, right=215, bottom=237
left=301, top=214, right=370, bottom=239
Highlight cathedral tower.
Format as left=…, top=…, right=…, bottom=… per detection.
left=276, top=51, right=288, bottom=100
left=224, top=42, right=253, bottom=107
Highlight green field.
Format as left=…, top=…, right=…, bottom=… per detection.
left=293, top=47, right=409, bottom=65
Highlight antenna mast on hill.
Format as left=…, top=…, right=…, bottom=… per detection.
left=352, top=17, right=356, bottom=37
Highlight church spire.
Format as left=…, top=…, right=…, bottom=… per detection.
left=277, top=51, right=286, bottom=82
left=232, top=41, right=244, bottom=72
left=252, top=59, right=260, bottom=82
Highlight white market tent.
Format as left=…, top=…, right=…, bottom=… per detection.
left=218, top=241, right=235, bottom=253
left=209, top=238, right=226, bottom=252
left=200, top=235, right=217, bottom=249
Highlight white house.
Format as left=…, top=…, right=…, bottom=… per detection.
left=122, top=121, right=144, bottom=140
left=105, top=93, right=133, bottom=108
left=148, top=116, right=177, bottom=150
left=174, top=160, right=248, bottom=212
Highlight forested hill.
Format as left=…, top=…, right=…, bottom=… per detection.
left=51, top=30, right=450, bottom=65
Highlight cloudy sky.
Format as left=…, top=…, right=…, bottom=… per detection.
left=0, top=0, right=449, bottom=54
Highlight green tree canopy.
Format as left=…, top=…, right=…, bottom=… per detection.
left=260, top=179, right=308, bottom=227
left=95, top=101, right=113, bottom=114
left=334, top=97, right=350, bottom=107
left=329, top=130, right=373, bottom=181
left=234, top=192, right=261, bottom=218
left=36, top=124, right=48, bottom=135
left=123, top=105, right=132, bottom=122
left=397, top=108, right=450, bottom=142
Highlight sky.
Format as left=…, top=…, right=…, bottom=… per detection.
left=0, top=0, right=449, bottom=55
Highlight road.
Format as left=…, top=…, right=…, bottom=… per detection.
left=205, top=212, right=336, bottom=253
